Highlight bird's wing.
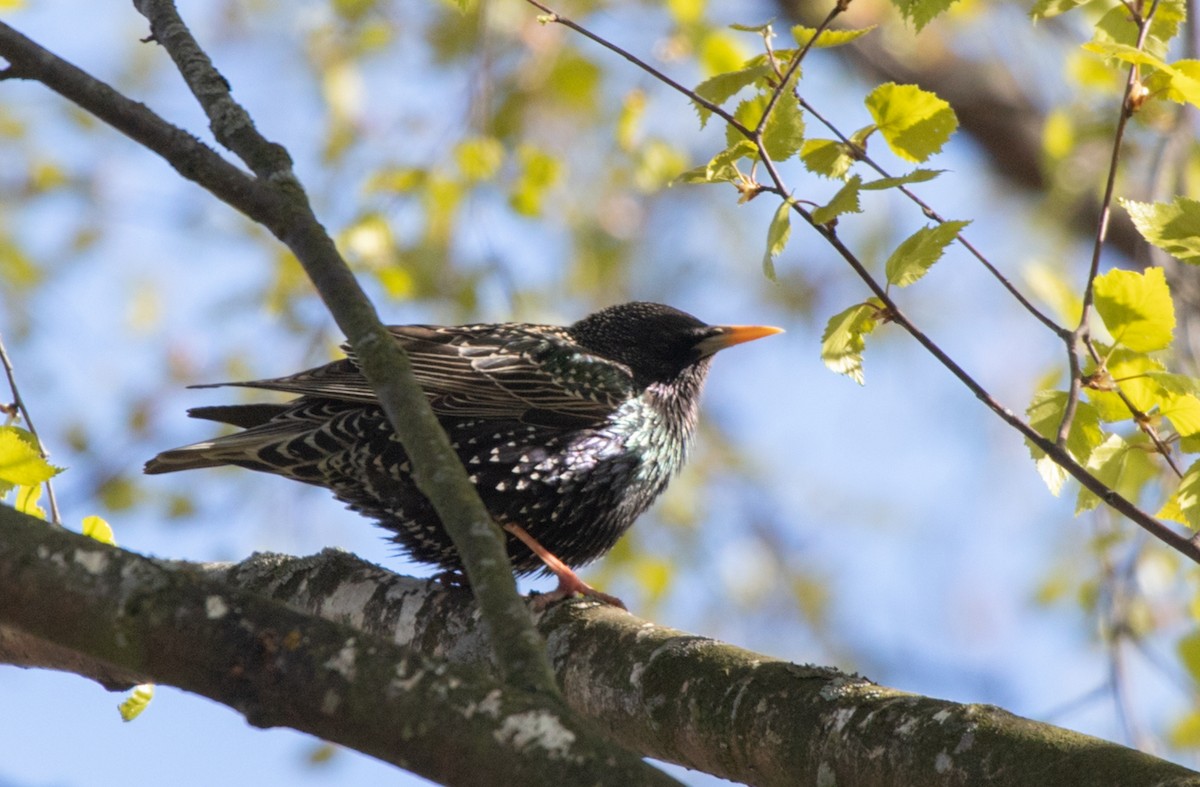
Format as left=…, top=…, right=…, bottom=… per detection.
left=193, top=324, right=637, bottom=426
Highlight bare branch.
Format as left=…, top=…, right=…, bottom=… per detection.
left=0, top=506, right=679, bottom=787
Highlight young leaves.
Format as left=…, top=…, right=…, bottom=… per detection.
left=1026, top=391, right=1104, bottom=495
left=1160, top=460, right=1200, bottom=529
left=1092, top=267, right=1175, bottom=352
left=0, top=425, right=61, bottom=497
left=863, top=83, right=958, bottom=163
left=693, top=63, right=772, bottom=127
left=763, top=200, right=792, bottom=280
left=821, top=299, right=885, bottom=385
left=890, top=0, right=962, bottom=32
left=790, top=24, right=876, bottom=49
left=885, top=220, right=969, bottom=287
left=1122, top=198, right=1200, bottom=263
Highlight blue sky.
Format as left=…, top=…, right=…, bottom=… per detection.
left=1, top=0, right=1192, bottom=784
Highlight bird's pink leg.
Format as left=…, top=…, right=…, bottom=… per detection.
left=503, top=523, right=626, bottom=610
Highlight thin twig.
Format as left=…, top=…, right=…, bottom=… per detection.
left=1059, top=0, right=1162, bottom=450
left=0, top=13, right=562, bottom=701
left=797, top=97, right=1068, bottom=339
left=517, top=0, right=1200, bottom=564
left=130, top=0, right=562, bottom=699
left=0, top=333, right=61, bottom=525
left=521, top=0, right=751, bottom=138
left=1080, top=336, right=1183, bottom=478
left=754, top=3, right=844, bottom=139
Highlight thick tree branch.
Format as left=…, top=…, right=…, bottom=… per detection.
left=0, top=506, right=679, bottom=787
left=4, top=530, right=1197, bottom=787
left=0, top=14, right=556, bottom=696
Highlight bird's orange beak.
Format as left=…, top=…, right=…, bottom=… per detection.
left=695, top=324, right=784, bottom=357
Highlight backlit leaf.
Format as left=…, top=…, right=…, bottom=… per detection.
left=864, top=83, right=958, bottom=163
left=693, top=64, right=771, bottom=127
left=1076, top=433, right=1157, bottom=513
left=82, top=515, right=116, bottom=546
left=821, top=299, right=884, bottom=385
left=1026, top=390, right=1104, bottom=495
left=885, top=220, right=969, bottom=287
left=889, top=0, right=961, bottom=33
left=791, top=24, right=876, bottom=48
left=800, top=138, right=855, bottom=179
left=1160, top=460, right=1200, bottom=529
left=1092, top=267, right=1175, bottom=352
left=0, top=426, right=60, bottom=491
left=811, top=175, right=863, bottom=225
left=763, top=200, right=792, bottom=280
left=1122, top=198, right=1200, bottom=263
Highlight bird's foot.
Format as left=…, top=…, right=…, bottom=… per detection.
left=503, top=523, right=626, bottom=610
left=529, top=573, right=627, bottom=611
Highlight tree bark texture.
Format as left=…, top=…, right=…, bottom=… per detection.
left=2, top=508, right=1196, bottom=787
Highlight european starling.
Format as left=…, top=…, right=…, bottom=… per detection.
left=145, top=302, right=782, bottom=605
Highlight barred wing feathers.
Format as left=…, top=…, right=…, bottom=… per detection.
left=192, top=324, right=638, bottom=426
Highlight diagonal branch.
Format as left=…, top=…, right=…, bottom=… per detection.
left=6, top=534, right=1197, bottom=787
left=0, top=11, right=555, bottom=695
left=0, top=505, right=678, bottom=787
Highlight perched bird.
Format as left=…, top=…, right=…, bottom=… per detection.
left=145, top=302, right=782, bottom=606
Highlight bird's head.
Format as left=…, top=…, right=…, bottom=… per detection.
left=568, top=302, right=783, bottom=387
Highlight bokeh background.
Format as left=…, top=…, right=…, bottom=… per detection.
left=2, top=0, right=1197, bottom=784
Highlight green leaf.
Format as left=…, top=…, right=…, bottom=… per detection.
left=800, top=138, right=855, bottom=179
left=1025, top=390, right=1104, bottom=495
left=860, top=168, right=943, bottom=190
left=726, top=91, right=805, bottom=162
left=890, top=0, right=961, bottom=33
left=811, top=175, right=863, bottom=225
left=675, top=140, right=750, bottom=187
left=864, top=83, right=958, bottom=163
left=1081, top=40, right=1168, bottom=70
left=885, top=220, right=969, bottom=287
left=1122, top=198, right=1200, bottom=263
left=791, top=24, right=876, bottom=48
left=693, top=64, right=771, bottom=127
left=762, top=94, right=805, bottom=162
left=1161, top=392, right=1200, bottom=438
left=1083, top=348, right=1164, bottom=421
left=763, top=200, right=792, bottom=280
left=1160, top=459, right=1200, bottom=529
left=0, top=426, right=61, bottom=491
left=729, top=21, right=773, bottom=34
left=118, top=683, right=155, bottom=722
left=1092, top=267, right=1175, bottom=352
left=15, top=484, right=45, bottom=519
left=1030, top=0, right=1088, bottom=20
left=673, top=165, right=717, bottom=185
left=708, top=140, right=758, bottom=180
left=82, top=514, right=117, bottom=546
left=1144, top=371, right=1200, bottom=397
left=821, top=299, right=884, bottom=385
left=1092, top=0, right=1185, bottom=59
left=1145, top=60, right=1200, bottom=107
left=1076, top=433, right=1157, bottom=513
